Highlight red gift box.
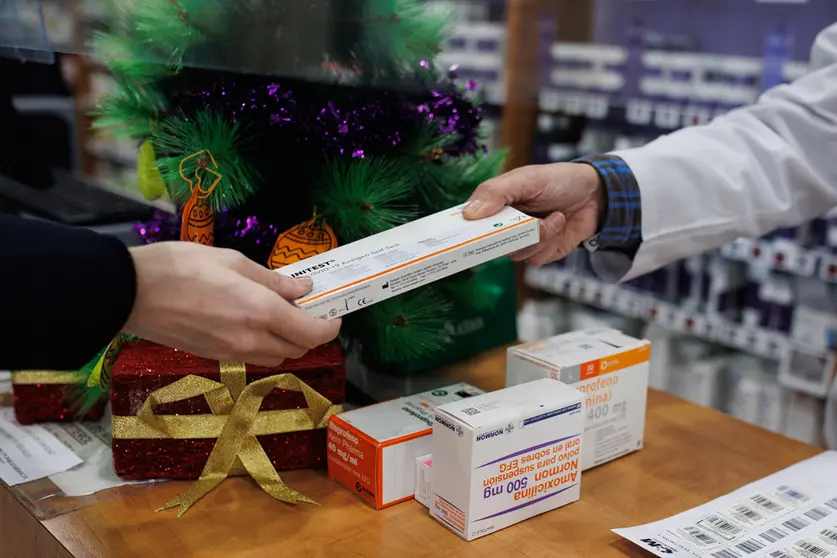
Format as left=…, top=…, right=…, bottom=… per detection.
left=110, top=340, right=346, bottom=482
left=12, top=371, right=105, bottom=425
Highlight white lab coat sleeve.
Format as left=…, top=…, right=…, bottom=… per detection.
left=607, top=23, right=837, bottom=283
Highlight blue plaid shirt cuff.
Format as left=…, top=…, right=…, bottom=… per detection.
left=574, top=154, right=642, bottom=252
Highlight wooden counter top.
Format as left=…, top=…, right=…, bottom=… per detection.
left=1, top=347, right=823, bottom=558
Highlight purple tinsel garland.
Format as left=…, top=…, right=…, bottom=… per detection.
left=138, top=67, right=485, bottom=246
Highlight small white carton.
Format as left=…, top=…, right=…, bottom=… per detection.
left=415, top=454, right=432, bottom=509
left=277, top=204, right=538, bottom=320
left=506, top=328, right=650, bottom=471
left=327, top=383, right=484, bottom=509
left=430, top=379, right=585, bottom=541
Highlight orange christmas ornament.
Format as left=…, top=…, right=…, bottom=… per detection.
left=267, top=214, right=338, bottom=270
left=179, top=150, right=222, bottom=246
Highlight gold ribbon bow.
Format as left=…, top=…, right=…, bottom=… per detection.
left=112, top=362, right=342, bottom=516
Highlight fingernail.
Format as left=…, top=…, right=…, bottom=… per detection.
left=464, top=199, right=484, bottom=217
left=294, top=276, right=313, bottom=288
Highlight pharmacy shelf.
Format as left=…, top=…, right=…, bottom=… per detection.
left=524, top=266, right=835, bottom=399
left=721, top=238, right=837, bottom=284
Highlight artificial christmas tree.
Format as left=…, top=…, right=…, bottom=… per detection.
left=79, top=0, right=518, bottom=511
left=90, top=0, right=516, bottom=378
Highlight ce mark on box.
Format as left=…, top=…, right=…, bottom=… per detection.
left=340, top=295, right=376, bottom=314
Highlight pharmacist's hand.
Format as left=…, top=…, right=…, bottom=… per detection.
left=463, top=163, right=605, bottom=266
left=123, top=242, right=341, bottom=366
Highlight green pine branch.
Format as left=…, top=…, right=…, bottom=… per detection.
left=153, top=110, right=258, bottom=212
left=357, top=0, right=453, bottom=73
left=354, top=287, right=454, bottom=365
left=314, top=157, right=419, bottom=242
left=91, top=75, right=167, bottom=139
left=131, top=0, right=228, bottom=67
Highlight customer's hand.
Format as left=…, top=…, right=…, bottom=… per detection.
left=463, top=163, right=605, bottom=266
left=123, top=242, right=341, bottom=366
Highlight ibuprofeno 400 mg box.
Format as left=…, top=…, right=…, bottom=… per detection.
left=276, top=204, right=538, bottom=320
left=430, top=379, right=585, bottom=541
left=327, top=383, right=484, bottom=509
left=506, top=328, right=650, bottom=471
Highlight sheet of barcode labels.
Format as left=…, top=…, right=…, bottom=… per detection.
left=614, top=451, right=837, bottom=558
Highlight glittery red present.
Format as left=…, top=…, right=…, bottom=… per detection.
left=11, top=371, right=105, bottom=425
left=110, top=340, right=345, bottom=480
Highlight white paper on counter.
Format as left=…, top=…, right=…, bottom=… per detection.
left=41, top=409, right=141, bottom=497
left=614, top=451, right=837, bottom=558
left=0, top=408, right=83, bottom=486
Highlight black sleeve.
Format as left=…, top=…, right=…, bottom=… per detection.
left=0, top=214, right=137, bottom=370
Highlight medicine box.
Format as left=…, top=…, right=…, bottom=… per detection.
left=415, top=454, right=432, bottom=509
left=506, top=328, right=650, bottom=471
left=431, top=379, right=585, bottom=541
left=327, top=383, right=484, bottom=509
left=276, top=204, right=538, bottom=320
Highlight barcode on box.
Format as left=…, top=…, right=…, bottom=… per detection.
left=783, top=516, right=811, bottom=532
left=794, top=540, right=832, bottom=557
left=825, top=498, right=837, bottom=511
left=806, top=508, right=832, bottom=522
left=820, top=528, right=837, bottom=544
left=732, top=504, right=765, bottom=522
left=712, top=550, right=742, bottom=558
left=770, top=551, right=793, bottom=558
left=751, top=494, right=786, bottom=513
left=778, top=485, right=811, bottom=503
left=682, top=525, right=719, bottom=546
left=702, top=515, right=744, bottom=539
left=461, top=407, right=480, bottom=416
left=760, top=527, right=789, bottom=543
left=735, top=538, right=765, bottom=555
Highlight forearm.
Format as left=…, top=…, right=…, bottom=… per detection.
left=0, top=215, right=137, bottom=370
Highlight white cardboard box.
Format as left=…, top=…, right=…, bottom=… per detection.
left=415, top=454, right=432, bottom=509
left=506, top=328, right=650, bottom=471
left=431, top=379, right=585, bottom=541
left=327, top=383, right=484, bottom=509
left=277, top=204, right=538, bottom=320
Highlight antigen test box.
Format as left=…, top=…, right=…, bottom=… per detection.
left=506, top=328, right=650, bottom=471
left=431, top=379, right=585, bottom=541
left=276, top=204, right=538, bottom=320
left=327, top=383, right=484, bottom=509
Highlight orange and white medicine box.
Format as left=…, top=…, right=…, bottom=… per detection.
left=415, top=454, right=432, bottom=508
left=506, top=328, right=650, bottom=471
left=431, top=379, right=585, bottom=541
left=327, top=383, right=484, bottom=509
left=276, top=204, right=538, bottom=320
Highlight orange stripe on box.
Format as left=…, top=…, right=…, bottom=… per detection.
left=380, top=493, right=417, bottom=509
left=379, top=428, right=432, bottom=448
left=298, top=217, right=537, bottom=305
left=581, top=344, right=650, bottom=380
left=376, top=446, right=384, bottom=509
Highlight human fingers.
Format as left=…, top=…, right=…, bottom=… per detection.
left=255, top=297, right=342, bottom=349
left=463, top=165, right=562, bottom=220
left=509, top=212, right=566, bottom=262
left=229, top=252, right=314, bottom=299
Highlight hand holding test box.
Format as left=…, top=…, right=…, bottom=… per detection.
left=276, top=204, right=539, bottom=319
